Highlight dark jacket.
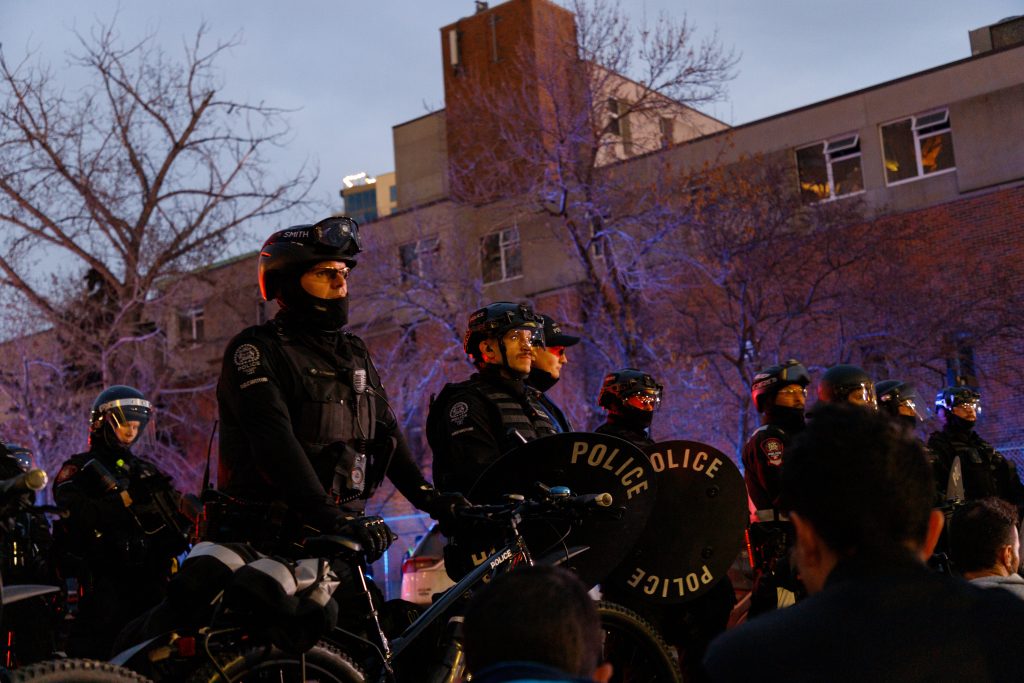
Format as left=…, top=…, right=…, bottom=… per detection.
left=704, top=553, right=1024, bottom=682
left=741, top=423, right=793, bottom=513
left=928, top=428, right=1024, bottom=507
left=216, top=313, right=430, bottom=529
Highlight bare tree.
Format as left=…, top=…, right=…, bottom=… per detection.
left=0, top=20, right=314, bottom=476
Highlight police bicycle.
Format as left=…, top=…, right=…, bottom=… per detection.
left=0, top=469, right=150, bottom=682
left=112, top=485, right=681, bottom=682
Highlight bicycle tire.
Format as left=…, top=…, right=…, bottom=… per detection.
left=597, top=601, right=683, bottom=683
left=184, top=640, right=365, bottom=683
left=4, top=658, right=153, bottom=682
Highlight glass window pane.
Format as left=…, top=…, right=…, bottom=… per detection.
left=832, top=156, right=863, bottom=196
left=481, top=233, right=502, bottom=283
left=796, top=144, right=830, bottom=202
left=881, top=119, right=917, bottom=183
left=920, top=132, right=955, bottom=174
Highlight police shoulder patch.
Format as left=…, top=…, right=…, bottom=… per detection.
left=54, top=463, right=78, bottom=485
left=760, top=437, right=785, bottom=466
left=233, top=343, right=262, bottom=376
left=449, top=401, right=469, bottom=426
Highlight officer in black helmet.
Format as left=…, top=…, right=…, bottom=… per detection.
left=928, top=387, right=1024, bottom=509
left=428, top=302, right=556, bottom=497
left=816, top=364, right=877, bottom=409
left=742, top=359, right=810, bottom=616
left=526, top=314, right=581, bottom=433
left=593, top=369, right=663, bottom=445
left=53, top=385, right=191, bottom=658
left=875, top=380, right=923, bottom=436
left=215, top=217, right=460, bottom=559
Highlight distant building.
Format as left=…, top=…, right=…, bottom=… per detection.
left=340, top=171, right=398, bottom=224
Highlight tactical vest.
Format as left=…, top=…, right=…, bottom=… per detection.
left=934, top=431, right=1002, bottom=499
left=274, top=327, right=380, bottom=503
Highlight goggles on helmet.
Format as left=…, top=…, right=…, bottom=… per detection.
left=623, top=388, right=662, bottom=412
left=312, top=216, right=361, bottom=253
left=846, top=383, right=877, bottom=409
left=503, top=326, right=544, bottom=348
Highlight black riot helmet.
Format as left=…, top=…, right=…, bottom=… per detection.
left=89, top=385, right=153, bottom=449
left=876, top=380, right=922, bottom=422
left=935, top=386, right=981, bottom=426
left=0, top=442, right=33, bottom=472
left=750, top=359, right=810, bottom=413
left=598, top=369, right=664, bottom=416
left=817, top=364, right=876, bottom=408
left=464, top=302, right=544, bottom=368
left=258, top=216, right=361, bottom=301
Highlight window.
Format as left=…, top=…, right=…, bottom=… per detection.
left=881, top=109, right=955, bottom=184
left=488, top=14, right=501, bottom=62
left=399, top=236, right=440, bottom=282
left=795, top=134, right=864, bottom=202
left=389, top=185, right=398, bottom=203
left=946, top=333, right=977, bottom=388
left=659, top=117, right=675, bottom=149
left=178, top=306, right=204, bottom=343
left=448, top=30, right=462, bottom=74
left=481, top=226, right=522, bottom=284
left=607, top=98, right=632, bottom=154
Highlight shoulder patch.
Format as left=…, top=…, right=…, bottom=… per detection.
left=449, top=401, right=470, bottom=426
left=233, top=343, right=262, bottom=375
left=55, top=463, right=78, bottom=485
left=760, top=437, right=785, bottom=466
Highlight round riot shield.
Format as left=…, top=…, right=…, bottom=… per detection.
left=604, top=440, right=747, bottom=605
left=468, top=432, right=657, bottom=588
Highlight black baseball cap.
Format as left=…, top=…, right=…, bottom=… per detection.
left=539, top=314, right=580, bottom=347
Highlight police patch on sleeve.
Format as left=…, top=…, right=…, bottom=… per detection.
left=233, top=343, right=262, bottom=376
left=449, top=401, right=469, bottom=426
left=760, top=437, right=784, bottom=466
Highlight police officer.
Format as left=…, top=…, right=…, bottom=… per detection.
left=526, top=314, right=580, bottom=433
left=428, top=302, right=556, bottom=497
left=742, top=359, right=810, bottom=617
left=595, top=369, right=734, bottom=680
left=815, top=364, right=877, bottom=408
left=53, top=385, right=191, bottom=658
left=928, top=387, right=1024, bottom=509
left=593, top=368, right=662, bottom=445
left=875, top=379, right=922, bottom=437
left=216, top=217, right=459, bottom=559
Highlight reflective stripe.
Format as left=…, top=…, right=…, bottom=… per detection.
left=754, top=509, right=789, bottom=522
left=187, top=542, right=247, bottom=572
left=96, top=397, right=153, bottom=413
left=248, top=558, right=298, bottom=595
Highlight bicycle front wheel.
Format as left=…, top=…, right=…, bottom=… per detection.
left=5, top=658, right=153, bottom=682
left=597, top=601, right=683, bottom=683
left=185, top=641, right=365, bottom=683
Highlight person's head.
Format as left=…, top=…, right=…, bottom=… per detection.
left=816, top=364, right=877, bottom=409
left=875, top=379, right=922, bottom=433
left=782, top=403, right=942, bottom=593
left=89, top=385, right=153, bottom=451
left=598, top=368, right=663, bottom=429
left=950, top=498, right=1021, bottom=577
left=750, top=359, right=810, bottom=430
left=464, top=302, right=544, bottom=378
left=257, top=216, right=361, bottom=330
left=935, top=386, right=981, bottom=433
left=463, top=565, right=611, bottom=682
left=527, top=314, right=581, bottom=391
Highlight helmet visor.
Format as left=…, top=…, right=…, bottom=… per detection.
left=624, top=387, right=662, bottom=412
left=774, top=384, right=807, bottom=409
left=503, top=326, right=544, bottom=349
left=951, top=401, right=980, bottom=421
left=99, top=397, right=153, bottom=445
left=847, top=383, right=877, bottom=409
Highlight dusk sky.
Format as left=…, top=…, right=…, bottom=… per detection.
left=2, top=0, right=1019, bottom=223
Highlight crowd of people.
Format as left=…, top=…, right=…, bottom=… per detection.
left=2, top=214, right=1022, bottom=682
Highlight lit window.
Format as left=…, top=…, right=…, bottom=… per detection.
left=399, top=236, right=440, bottom=283
left=178, top=306, right=204, bottom=343
left=795, top=134, right=864, bottom=202
left=481, top=227, right=522, bottom=284
left=881, top=109, right=955, bottom=185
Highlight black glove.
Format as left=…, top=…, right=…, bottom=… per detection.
left=416, top=486, right=472, bottom=536
left=338, top=515, right=396, bottom=563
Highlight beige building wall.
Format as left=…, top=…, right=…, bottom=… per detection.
left=394, top=110, right=449, bottom=208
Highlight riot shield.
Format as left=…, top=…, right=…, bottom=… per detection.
left=468, top=432, right=657, bottom=587
left=603, top=440, right=747, bottom=604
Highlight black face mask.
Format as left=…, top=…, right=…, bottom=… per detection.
left=278, top=277, right=349, bottom=332
left=945, top=413, right=976, bottom=435
left=765, top=405, right=805, bottom=433
left=527, top=366, right=558, bottom=392
left=612, top=405, right=654, bottom=430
